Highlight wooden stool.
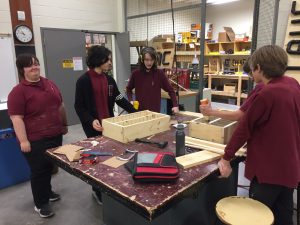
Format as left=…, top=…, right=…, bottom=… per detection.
left=216, top=196, right=274, bottom=225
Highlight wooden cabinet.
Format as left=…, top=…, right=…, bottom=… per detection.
left=207, top=74, right=249, bottom=106
left=205, top=41, right=251, bottom=106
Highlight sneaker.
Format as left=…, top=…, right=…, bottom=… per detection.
left=34, top=204, right=54, bottom=218
left=92, top=191, right=103, bottom=205
left=49, top=191, right=60, bottom=202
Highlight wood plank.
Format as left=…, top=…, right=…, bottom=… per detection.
left=176, top=150, right=221, bottom=169
left=185, top=136, right=246, bottom=156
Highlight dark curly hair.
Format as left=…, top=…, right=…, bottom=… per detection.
left=86, top=45, right=111, bottom=69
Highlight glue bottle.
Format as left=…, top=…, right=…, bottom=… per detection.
left=133, top=101, right=139, bottom=110
left=200, top=98, right=210, bottom=122
left=176, top=124, right=185, bottom=157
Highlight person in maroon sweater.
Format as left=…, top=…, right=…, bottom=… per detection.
left=75, top=46, right=136, bottom=205
left=200, top=57, right=264, bottom=120
left=8, top=54, right=68, bottom=218
left=126, top=47, right=179, bottom=113
left=218, top=45, right=300, bottom=225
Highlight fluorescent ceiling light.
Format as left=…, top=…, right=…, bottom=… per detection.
left=207, top=0, right=240, bottom=5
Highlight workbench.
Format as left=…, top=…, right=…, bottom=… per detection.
left=46, top=114, right=243, bottom=225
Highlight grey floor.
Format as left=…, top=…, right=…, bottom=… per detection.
left=0, top=124, right=104, bottom=225
left=0, top=123, right=298, bottom=225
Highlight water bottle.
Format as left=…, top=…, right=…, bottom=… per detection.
left=176, top=124, right=185, bottom=157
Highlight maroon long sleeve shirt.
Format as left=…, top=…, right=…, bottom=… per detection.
left=126, top=69, right=178, bottom=112
left=224, top=76, right=300, bottom=188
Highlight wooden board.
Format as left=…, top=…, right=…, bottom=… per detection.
left=185, top=136, right=246, bottom=156
left=102, top=110, right=170, bottom=143
left=284, top=0, right=300, bottom=83
left=216, top=196, right=274, bottom=225
left=189, top=117, right=237, bottom=144
left=176, top=150, right=221, bottom=169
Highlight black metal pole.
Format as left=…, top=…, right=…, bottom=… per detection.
left=196, top=0, right=206, bottom=112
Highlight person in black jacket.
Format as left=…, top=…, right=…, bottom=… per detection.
left=74, top=45, right=136, bottom=204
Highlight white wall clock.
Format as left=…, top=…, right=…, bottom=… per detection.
left=14, top=25, right=33, bottom=43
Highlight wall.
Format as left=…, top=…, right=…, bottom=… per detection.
left=30, top=0, right=124, bottom=75
left=0, top=0, right=12, bottom=33
left=276, top=0, right=292, bottom=47
left=1, top=0, right=124, bottom=76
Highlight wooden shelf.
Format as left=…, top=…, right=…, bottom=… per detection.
left=176, top=51, right=201, bottom=55
left=207, top=74, right=249, bottom=80
left=205, top=53, right=250, bottom=56
left=208, top=74, right=249, bottom=106
left=212, top=91, right=237, bottom=97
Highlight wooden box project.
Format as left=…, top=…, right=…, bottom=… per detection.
left=189, top=117, right=237, bottom=144
left=102, top=110, right=170, bottom=143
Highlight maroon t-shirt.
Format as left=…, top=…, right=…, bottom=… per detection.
left=88, top=70, right=110, bottom=121
left=126, top=69, right=178, bottom=112
left=224, top=76, right=300, bottom=188
left=240, top=82, right=264, bottom=112
left=8, top=77, right=63, bottom=142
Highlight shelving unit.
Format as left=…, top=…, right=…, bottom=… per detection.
left=205, top=41, right=251, bottom=106
left=207, top=74, right=249, bottom=106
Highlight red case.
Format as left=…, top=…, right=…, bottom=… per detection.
left=126, top=152, right=179, bottom=182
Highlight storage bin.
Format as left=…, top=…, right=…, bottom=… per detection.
left=0, top=128, right=30, bottom=189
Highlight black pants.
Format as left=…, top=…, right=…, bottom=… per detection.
left=24, top=135, right=62, bottom=208
left=249, top=178, right=294, bottom=225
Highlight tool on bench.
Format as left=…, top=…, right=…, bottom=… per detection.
left=117, top=149, right=138, bottom=161
left=79, top=151, right=113, bottom=165
left=135, top=138, right=168, bottom=149
left=80, top=151, right=113, bottom=157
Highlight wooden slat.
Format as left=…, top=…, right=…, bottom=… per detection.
left=176, top=150, right=221, bottom=169
left=185, top=136, right=246, bottom=156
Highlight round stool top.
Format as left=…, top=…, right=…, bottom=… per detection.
left=216, top=196, right=274, bottom=225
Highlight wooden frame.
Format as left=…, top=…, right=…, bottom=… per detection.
left=102, top=110, right=170, bottom=143
left=189, top=117, right=237, bottom=144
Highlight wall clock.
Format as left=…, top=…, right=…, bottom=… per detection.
left=14, top=25, right=33, bottom=43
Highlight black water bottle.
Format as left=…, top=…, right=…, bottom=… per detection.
left=176, top=124, right=185, bottom=157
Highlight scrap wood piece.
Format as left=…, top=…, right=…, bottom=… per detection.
left=53, top=144, right=83, bottom=162
left=176, top=150, right=221, bottom=169
left=185, top=136, right=246, bottom=156
left=102, top=156, right=127, bottom=168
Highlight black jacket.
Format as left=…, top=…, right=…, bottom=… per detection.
left=74, top=72, right=136, bottom=138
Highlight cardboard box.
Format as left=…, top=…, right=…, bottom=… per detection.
left=224, top=83, right=236, bottom=93
left=218, top=27, right=235, bottom=42
left=189, top=117, right=237, bottom=144
left=102, top=111, right=170, bottom=143
left=218, top=32, right=230, bottom=42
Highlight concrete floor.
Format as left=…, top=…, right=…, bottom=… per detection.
left=0, top=123, right=297, bottom=225
left=0, top=124, right=104, bottom=225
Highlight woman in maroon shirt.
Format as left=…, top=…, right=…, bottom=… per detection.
left=8, top=54, right=68, bottom=218
left=219, top=45, right=300, bottom=225
left=126, top=47, right=179, bottom=113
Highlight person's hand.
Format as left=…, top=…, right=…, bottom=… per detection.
left=218, top=158, right=232, bottom=178
left=20, top=140, right=31, bottom=153
left=199, top=103, right=213, bottom=116
left=62, top=126, right=68, bottom=135
left=172, top=107, right=179, bottom=114
left=92, top=119, right=104, bottom=132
